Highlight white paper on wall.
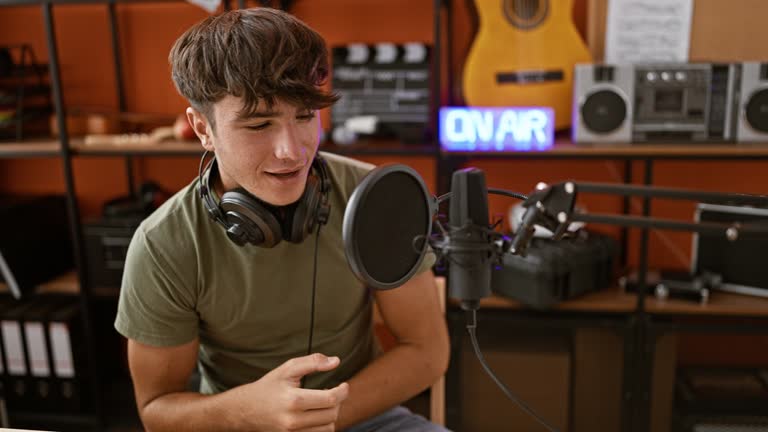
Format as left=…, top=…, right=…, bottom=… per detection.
left=605, top=0, right=694, bottom=63
left=185, top=0, right=221, bottom=13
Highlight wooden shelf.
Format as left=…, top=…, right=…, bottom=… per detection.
left=70, top=138, right=202, bottom=156
left=321, top=139, right=436, bottom=156
left=0, top=0, right=182, bottom=5
left=450, top=287, right=638, bottom=314
left=69, top=137, right=436, bottom=157
left=452, top=286, right=768, bottom=318
left=0, top=139, right=61, bottom=158
left=8, top=136, right=768, bottom=160
left=645, top=290, right=768, bottom=317
left=0, top=270, right=119, bottom=297
left=443, top=138, right=768, bottom=160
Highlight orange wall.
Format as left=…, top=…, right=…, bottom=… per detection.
left=2, top=0, right=767, bottom=366
left=0, top=0, right=450, bottom=216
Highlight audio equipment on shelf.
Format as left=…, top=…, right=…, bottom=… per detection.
left=736, top=62, right=768, bottom=142
left=573, top=63, right=745, bottom=144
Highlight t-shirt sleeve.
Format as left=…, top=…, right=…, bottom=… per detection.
left=414, top=245, right=437, bottom=275
left=114, top=227, right=198, bottom=347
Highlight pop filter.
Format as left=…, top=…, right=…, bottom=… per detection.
left=343, top=164, right=436, bottom=290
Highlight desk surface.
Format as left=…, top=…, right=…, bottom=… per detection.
left=453, top=287, right=768, bottom=318
left=452, top=288, right=638, bottom=314
left=645, top=290, right=768, bottom=317
left=5, top=273, right=768, bottom=317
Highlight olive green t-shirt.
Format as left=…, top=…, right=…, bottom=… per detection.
left=115, top=152, right=434, bottom=392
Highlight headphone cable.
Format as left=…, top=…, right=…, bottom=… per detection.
left=300, top=224, right=322, bottom=388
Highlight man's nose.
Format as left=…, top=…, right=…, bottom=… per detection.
left=274, top=124, right=304, bottom=161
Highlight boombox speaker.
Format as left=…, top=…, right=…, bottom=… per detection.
left=572, top=64, right=634, bottom=143
left=737, top=62, right=768, bottom=142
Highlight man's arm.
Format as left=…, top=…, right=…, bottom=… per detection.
left=129, top=337, right=349, bottom=432
left=336, top=271, right=450, bottom=429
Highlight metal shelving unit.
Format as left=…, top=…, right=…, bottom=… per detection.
left=0, top=1, right=446, bottom=430
left=6, top=0, right=767, bottom=431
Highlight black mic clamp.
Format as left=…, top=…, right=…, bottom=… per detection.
left=507, top=181, right=577, bottom=257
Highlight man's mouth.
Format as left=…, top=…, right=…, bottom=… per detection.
left=267, top=169, right=301, bottom=180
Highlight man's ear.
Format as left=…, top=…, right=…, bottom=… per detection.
left=186, top=107, right=213, bottom=151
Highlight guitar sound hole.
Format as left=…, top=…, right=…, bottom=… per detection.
left=504, top=0, right=549, bottom=30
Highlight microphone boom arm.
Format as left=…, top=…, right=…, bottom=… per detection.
left=508, top=181, right=768, bottom=257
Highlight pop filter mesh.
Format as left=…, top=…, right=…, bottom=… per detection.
left=355, top=171, right=430, bottom=285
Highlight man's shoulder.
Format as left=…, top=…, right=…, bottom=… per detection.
left=319, top=152, right=374, bottom=180
left=137, top=179, right=200, bottom=244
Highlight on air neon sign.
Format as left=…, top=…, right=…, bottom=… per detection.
left=439, top=107, right=555, bottom=152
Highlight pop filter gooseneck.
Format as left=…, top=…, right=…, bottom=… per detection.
left=343, top=164, right=436, bottom=290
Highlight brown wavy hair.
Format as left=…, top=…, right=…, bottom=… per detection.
left=169, top=8, right=338, bottom=128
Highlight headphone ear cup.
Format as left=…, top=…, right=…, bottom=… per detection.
left=220, top=190, right=283, bottom=247
left=287, top=175, right=321, bottom=243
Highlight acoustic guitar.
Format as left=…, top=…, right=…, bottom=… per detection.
left=462, top=0, right=592, bottom=130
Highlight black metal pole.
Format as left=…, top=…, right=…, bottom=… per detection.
left=444, top=0, right=452, bottom=106
left=107, top=1, right=125, bottom=112
left=433, top=0, right=442, bottom=146
left=570, top=213, right=768, bottom=235
left=433, top=0, right=444, bottom=195
left=107, top=0, right=137, bottom=197
left=620, top=160, right=632, bottom=268
left=577, top=181, right=768, bottom=206
left=42, top=2, right=103, bottom=428
left=633, top=159, right=653, bottom=432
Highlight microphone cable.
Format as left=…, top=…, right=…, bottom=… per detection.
left=436, top=188, right=528, bottom=205
left=437, top=184, right=558, bottom=429
left=466, top=309, right=560, bottom=432
left=300, top=224, right=323, bottom=389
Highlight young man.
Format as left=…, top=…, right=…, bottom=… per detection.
left=114, top=7, right=450, bottom=432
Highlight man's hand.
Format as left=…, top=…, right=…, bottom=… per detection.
left=229, top=353, right=350, bottom=432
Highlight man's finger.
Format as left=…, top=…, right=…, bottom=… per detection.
left=289, top=383, right=350, bottom=410
left=287, top=407, right=339, bottom=430
left=279, top=353, right=340, bottom=381
left=295, top=424, right=335, bottom=432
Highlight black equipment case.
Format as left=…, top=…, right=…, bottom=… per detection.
left=491, top=230, right=618, bottom=309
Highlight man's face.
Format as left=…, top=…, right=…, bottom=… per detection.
left=189, top=95, right=321, bottom=206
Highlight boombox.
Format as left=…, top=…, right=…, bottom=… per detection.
left=573, top=62, right=768, bottom=144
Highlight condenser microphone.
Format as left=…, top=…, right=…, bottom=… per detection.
left=444, top=168, right=494, bottom=310
left=342, top=164, right=503, bottom=309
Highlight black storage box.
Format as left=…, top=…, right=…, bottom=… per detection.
left=675, top=367, right=768, bottom=416
left=491, top=230, right=617, bottom=309
left=0, top=195, right=73, bottom=294
left=83, top=216, right=142, bottom=289
left=694, top=203, right=768, bottom=297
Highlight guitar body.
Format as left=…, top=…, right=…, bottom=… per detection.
left=462, top=0, right=592, bottom=130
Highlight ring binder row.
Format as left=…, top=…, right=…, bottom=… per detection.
left=0, top=294, right=90, bottom=414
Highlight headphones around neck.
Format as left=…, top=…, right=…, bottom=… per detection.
left=199, top=151, right=331, bottom=248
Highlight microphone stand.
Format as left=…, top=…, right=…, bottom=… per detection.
left=434, top=172, right=768, bottom=432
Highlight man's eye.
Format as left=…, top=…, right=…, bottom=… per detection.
left=297, top=112, right=315, bottom=121
left=248, top=122, right=270, bottom=131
